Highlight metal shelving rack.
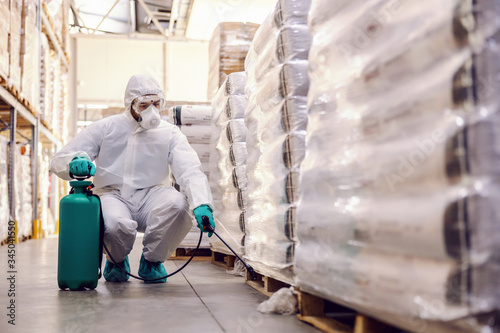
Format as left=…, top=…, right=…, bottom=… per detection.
left=0, top=2, right=66, bottom=242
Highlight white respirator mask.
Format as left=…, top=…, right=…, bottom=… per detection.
left=133, top=95, right=166, bottom=130
left=137, top=104, right=161, bottom=129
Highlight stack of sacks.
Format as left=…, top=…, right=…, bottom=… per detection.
left=20, top=0, right=40, bottom=113
left=209, top=72, right=248, bottom=256
left=297, top=0, right=500, bottom=331
left=49, top=54, right=61, bottom=134
left=39, top=34, right=51, bottom=127
left=0, top=136, right=8, bottom=240
left=207, top=22, right=259, bottom=100
left=8, top=0, right=22, bottom=92
left=37, top=145, right=51, bottom=234
left=0, top=0, right=9, bottom=79
left=244, top=0, right=311, bottom=284
left=14, top=145, right=32, bottom=239
left=169, top=104, right=213, bottom=248
left=42, top=0, right=65, bottom=46
left=58, top=69, right=69, bottom=143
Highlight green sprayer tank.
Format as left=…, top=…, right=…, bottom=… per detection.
left=58, top=181, right=101, bottom=290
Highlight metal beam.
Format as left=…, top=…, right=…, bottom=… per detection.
left=9, top=106, right=16, bottom=221
left=41, top=11, right=70, bottom=70
left=0, top=85, right=61, bottom=147
left=168, top=0, right=179, bottom=36
left=137, top=0, right=168, bottom=37
left=92, top=0, right=122, bottom=34
left=32, top=118, right=40, bottom=223
left=0, top=85, right=36, bottom=125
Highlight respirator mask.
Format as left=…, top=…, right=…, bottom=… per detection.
left=133, top=95, right=166, bottom=130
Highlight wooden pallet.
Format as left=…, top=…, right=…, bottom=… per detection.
left=0, top=75, right=7, bottom=87
left=168, top=247, right=212, bottom=260
left=211, top=251, right=236, bottom=270
left=245, top=270, right=291, bottom=297
left=297, top=291, right=402, bottom=333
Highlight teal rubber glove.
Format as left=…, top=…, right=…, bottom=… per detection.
left=193, top=204, right=215, bottom=237
left=69, top=156, right=96, bottom=177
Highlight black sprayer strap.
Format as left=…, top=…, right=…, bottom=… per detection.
left=92, top=194, right=104, bottom=279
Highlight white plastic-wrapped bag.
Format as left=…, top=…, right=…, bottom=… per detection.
left=257, top=287, right=297, bottom=315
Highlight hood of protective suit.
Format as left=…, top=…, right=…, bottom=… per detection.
left=124, top=74, right=165, bottom=112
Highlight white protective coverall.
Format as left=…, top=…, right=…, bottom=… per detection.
left=50, top=74, right=213, bottom=262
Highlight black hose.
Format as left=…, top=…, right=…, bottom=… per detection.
left=102, top=230, right=204, bottom=282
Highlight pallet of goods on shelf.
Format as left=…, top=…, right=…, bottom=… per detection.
left=0, top=135, right=8, bottom=241
left=8, top=0, right=22, bottom=94
left=207, top=22, right=259, bottom=100
left=20, top=0, right=40, bottom=115
left=0, top=0, right=9, bottom=80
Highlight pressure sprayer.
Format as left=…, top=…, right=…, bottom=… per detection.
left=58, top=170, right=256, bottom=291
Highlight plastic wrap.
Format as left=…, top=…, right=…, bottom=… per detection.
left=247, top=25, right=311, bottom=85
left=245, top=0, right=312, bottom=72
left=20, top=0, right=40, bottom=113
left=296, top=0, right=500, bottom=330
left=247, top=60, right=309, bottom=111
left=0, top=136, right=8, bottom=240
left=207, top=22, right=259, bottom=99
left=209, top=72, right=248, bottom=256
left=243, top=0, right=310, bottom=283
left=226, top=119, right=247, bottom=143
left=0, top=0, right=9, bottom=78
left=9, top=0, right=22, bottom=91
left=178, top=125, right=212, bottom=144
left=257, top=287, right=297, bottom=315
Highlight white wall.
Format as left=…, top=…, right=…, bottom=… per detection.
left=186, top=0, right=276, bottom=41
left=165, top=41, right=209, bottom=102
left=76, top=37, right=209, bottom=107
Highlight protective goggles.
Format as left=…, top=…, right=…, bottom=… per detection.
left=132, top=95, right=167, bottom=112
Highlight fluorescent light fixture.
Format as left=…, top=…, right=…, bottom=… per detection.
left=86, top=104, right=109, bottom=109
left=77, top=104, right=86, bottom=108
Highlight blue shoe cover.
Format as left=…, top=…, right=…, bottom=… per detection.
left=138, top=254, right=167, bottom=283
left=103, top=256, right=130, bottom=282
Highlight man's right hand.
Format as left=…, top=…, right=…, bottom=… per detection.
left=69, top=156, right=96, bottom=177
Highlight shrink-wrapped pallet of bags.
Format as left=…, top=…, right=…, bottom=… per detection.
left=207, top=22, right=259, bottom=99
left=296, top=0, right=500, bottom=331
left=209, top=72, right=248, bottom=256
left=168, top=105, right=213, bottom=248
left=0, top=0, right=9, bottom=79
left=243, top=0, right=311, bottom=285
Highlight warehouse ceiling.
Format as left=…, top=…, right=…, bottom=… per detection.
left=69, top=0, right=276, bottom=41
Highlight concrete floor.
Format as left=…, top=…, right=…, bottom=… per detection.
left=0, top=235, right=318, bottom=333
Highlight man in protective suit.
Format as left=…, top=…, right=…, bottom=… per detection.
left=50, top=74, right=215, bottom=283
